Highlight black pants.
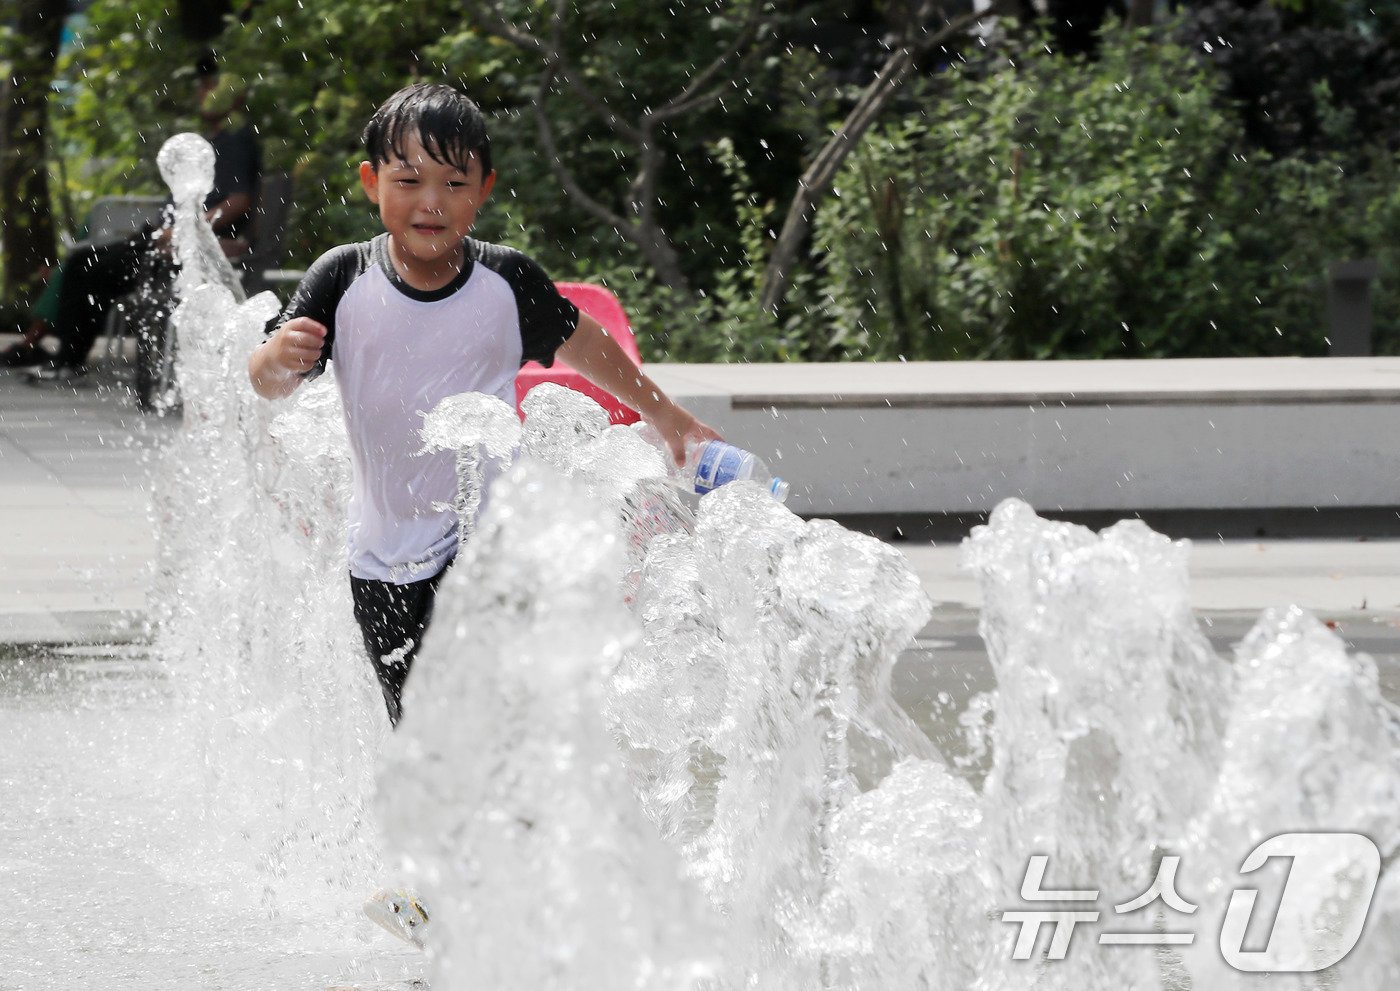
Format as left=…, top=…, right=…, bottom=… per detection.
left=54, top=233, right=169, bottom=369
left=350, top=563, right=451, bottom=727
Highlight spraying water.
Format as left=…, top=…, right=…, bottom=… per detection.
left=378, top=405, right=1400, bottom=985
left=379, top=399, right=1400, bottom=990
left=134, top=132, right=1400, bottom=990
left=142, top=135, right=403, bottom=983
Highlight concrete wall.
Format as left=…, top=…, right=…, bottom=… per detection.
left=646, top=357, right=1400, bottom=516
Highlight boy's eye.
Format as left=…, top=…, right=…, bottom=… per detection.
left=446, top=181, right=468, bottom=190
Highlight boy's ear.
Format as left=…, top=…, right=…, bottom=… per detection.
left=359, top=161, right=380, bottom=205
left=480, top=169, right=496, bottom=201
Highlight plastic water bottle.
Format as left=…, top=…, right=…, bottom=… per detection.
left=685, top=440, right=789, bottom=502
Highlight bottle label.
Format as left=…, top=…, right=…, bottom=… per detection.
left=694, top=441, right=746, bottom=494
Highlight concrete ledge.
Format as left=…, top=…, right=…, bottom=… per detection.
left=647, top=357, right=1400, bottom=516
left=0, top=610, right=146, bottom=646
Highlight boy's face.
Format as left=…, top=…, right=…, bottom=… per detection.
left=360, top=134, right=495, bottom=272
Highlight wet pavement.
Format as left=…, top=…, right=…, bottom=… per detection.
left=4, top=351, right=1399, bottom=646
left=5, top=351, right=1400, bottom=991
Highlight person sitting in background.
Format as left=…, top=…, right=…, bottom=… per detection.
left=0, top=264, right=59, bottom=368
left=25, top=52, right=260, bottom=383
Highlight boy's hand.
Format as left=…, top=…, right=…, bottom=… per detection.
left=268, top=317, right=327, bottom=377
left=249, top=317, right=326, bottom=400
left=649, top=401, right=721, bottom=467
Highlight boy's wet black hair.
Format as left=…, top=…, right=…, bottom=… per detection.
left=363, top=83, right=492, bottom=180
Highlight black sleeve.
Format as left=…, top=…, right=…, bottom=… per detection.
left=206, top=127, right=261, bottom=238
left=482, top=246, right=580, bottom=367
left=270, top=242, right=367, bottom=378
left=211, top=127, right=260, bottom=201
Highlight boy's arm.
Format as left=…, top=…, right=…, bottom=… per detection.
left=248, top=244, right=356, bottom=399
left=554, top=313, right=720, bottom=464
left=248, top=317, right=327, bottom=400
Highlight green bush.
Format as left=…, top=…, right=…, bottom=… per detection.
left=45, top=8, right=1400, bottom=363
left=46, top=0, right=806, bottom=361
left=811, top=28, right=1399, bottom=361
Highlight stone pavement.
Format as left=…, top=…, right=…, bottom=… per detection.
left=0, top=362, right=174, bottom=643
left=3, top=356, right=1400, bottom=647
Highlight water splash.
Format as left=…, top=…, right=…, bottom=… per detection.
left=519, top=381, right=610, bottom=470
left=964, top=501, right=1227, bottom=885
left=376, top=401, right=1400, bottom=991
left=147, top=134, right=385, bottom=948
left=419, top=392, right=521, bottom=549
left=379, top=459, right=719, bottom=989
left=142, top=134, right=1400, bottom=989
left=960, top=502, right=1229, bottom=990
left=156, top=133, right=243, bottom=301
left=1178, top=606, right=1400, bottom=989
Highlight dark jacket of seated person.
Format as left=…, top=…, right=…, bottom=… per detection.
left=33, top=68, right=259, bottom=376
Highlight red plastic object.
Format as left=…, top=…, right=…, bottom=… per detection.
left=515, top=282, right=642, bottom=425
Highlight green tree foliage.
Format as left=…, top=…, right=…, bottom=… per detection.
left=1, top=0, right=65, bottom=312
left=49, top=1, right=199, bottom=227
left=50, top=0, right=866, bottom=355
left=43, top=2, right=1400, bottom=362
left=811, top=27, right=1400, bottom=360
left=53, top=0, right=473, bottom=261
left=1176, top=2, right=1400, bottom=162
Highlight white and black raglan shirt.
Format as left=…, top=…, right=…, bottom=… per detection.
left=277, top=234, right=579, bottom=584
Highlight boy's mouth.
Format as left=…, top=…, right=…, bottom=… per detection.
left=412, top=224, right=447, bottom=234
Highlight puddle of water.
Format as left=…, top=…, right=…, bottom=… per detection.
left=0, top=644, right=424, bottom=991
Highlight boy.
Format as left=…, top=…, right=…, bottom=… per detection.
left=249, top=84, right=717, bottom=727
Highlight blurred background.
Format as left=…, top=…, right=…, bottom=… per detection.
left=4, top=0, right=1400, bottom=363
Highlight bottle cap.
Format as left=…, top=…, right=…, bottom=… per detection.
left=769, top=478, right=790, bottom=503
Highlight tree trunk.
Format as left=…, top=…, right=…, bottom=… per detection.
left=757, top=44, right=917, bottom=314
left=757, top=1, right=1011, bottom=314
left=1127, top=0, right=1154, bottom=29
left=1, top=0, right=66, bottom=308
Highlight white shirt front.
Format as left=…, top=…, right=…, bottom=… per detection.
left=278, top=235, right=578, bottom=582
